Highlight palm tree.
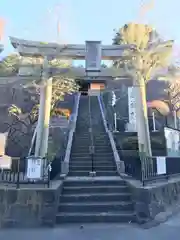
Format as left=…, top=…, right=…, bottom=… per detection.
left=113, top=23, right=173, bottom=156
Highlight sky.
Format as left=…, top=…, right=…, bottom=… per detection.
left=0, top=0, right=180, bottom=61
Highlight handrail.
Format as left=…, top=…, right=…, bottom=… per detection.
left=98, top=95, right=125, bottom=174
left=88, top=94, right=95, bottom=173
left=62, top=92, right=81, bottom=175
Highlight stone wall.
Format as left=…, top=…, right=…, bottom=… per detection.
left=0, top=181, right=62, bottom=228
left=128, top=178, right=180, bottom=224
left=114, top=131, right=167, bottom=158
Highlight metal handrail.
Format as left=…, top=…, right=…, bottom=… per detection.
left=88, top=94, right=95, bottom=173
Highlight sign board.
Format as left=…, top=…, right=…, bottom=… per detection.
left=0, top=155, right=12, bottom=169
left=164, top=127, right=180, bottom=156
left=85, top=41, right=101, bottom=72
left=26, top=157, right=43, bottom=179
left=111, top=91, right=116, bottom=106
left=0, top=132, right=8, bottom=156
left=156, top=157, right=166, bottom=175
left=128, top=87, right=137, bottom=131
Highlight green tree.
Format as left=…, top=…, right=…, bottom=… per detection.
left=8, top=59, right=79, bottom=124
left=113, top=23, right=173, bottom=155
left=166, top=79, right=180, bottom=116
left=1, top=54, right=20, bottom=72
left=0, top=54, right=20, bottom=76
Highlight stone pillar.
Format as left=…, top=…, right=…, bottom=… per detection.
left=35, top=56, right=52, bottom=158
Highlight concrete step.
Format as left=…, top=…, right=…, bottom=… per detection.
left=61, top=192, right=131, bottom=203
left=63, top=179, right=126, bottom=187
left=70, top=156, right=114, bottom=161
left=56, top=211, right=135, bottom=223
left=69, top=165, right=116, bottom=171
left=72, top=142, right=110, bottom=146
left=72, top=139, right=109, bottom=144
left=71, top=146, right=112, bottom=152
left=71, top=152, right=114, bottom=157
left=73, top=134, right=108, bottom=139
left=72, top=143, right=111, bottom=148
left=58, top=201, right=133, bottom=213
left=62, top=185, right=128, bottom=194
left=69, top=162, right=116, bottom=167
left=70, top=159, right=115, bottom=165
left=72, top=145, right=112, bottom=149
left=71, top=149, right=113, bottom=154
left=68, top=170, right=118, bottom=177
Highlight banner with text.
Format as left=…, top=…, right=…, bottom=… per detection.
left=128, top=87, right=137, bottom=131
left=85, top=41, right=101, bottom=72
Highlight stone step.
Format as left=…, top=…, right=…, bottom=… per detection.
left=71, top=149, right=113, bottom=154
left=69, top=159, right=115, bottom=164
left=69, top=165, right=116, bottom=171
left=70, top=156, right=114, bottom=161
left=68, top=170, right=118, bottom=177
left=72, top=143, right=111, bottom=148
left=63, top=179, right=126, bottom=187
left=62, top=185, right=128, bottom=194
left=71, top=146, right=112, bottom=151
left=61, top=192, right=131, bottom=203
left=58, top=201, right=133, bottom=213
left=72, top=138, right=109, bottom=143
left=73, top=132, right=107, bottom=135
left=72, top=142, right=111, bottom=147
left=69, top=162, right=116, bottom=167
left=56, top=211, right=135, bottom=223
left=71, top=152, right=114, bottom=157
left=73, top=135, right=109, bottom=139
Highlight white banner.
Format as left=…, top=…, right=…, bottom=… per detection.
left=0, top=155, right=12, bottom=169
left=26, top=157, right=43, bottom=179
left=156, top=157, right=166, bottom=175
left=85, top=41, right=101, bottom=71
left=164, top=127, right=180, bottom=152
left=128, top=87, right=137, bottom=130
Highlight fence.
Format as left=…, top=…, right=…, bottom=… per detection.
left=0, top=157, right=51, bottom=188
left=124, top=155, right=180, bottom=186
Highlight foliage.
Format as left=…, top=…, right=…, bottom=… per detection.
left=0, top=53, right=20, bottom=75
left=8, top=59, right=79, bottom=125
left=165, top=80, right=180, bottom=116
left=113, top=23, right=173, bottom=83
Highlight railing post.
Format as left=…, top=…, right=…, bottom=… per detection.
left=88, top=94, right=96, bottom=177
left=152, top=112, right=156, bottom=132
left=16, top=158, right=20, bottom=189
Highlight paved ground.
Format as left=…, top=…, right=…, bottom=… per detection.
left=1, top=214, right=180, bottom=240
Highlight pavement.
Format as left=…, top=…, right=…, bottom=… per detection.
left=1, top=214, right=180, bottom=240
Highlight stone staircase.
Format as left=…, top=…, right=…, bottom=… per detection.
left=56, top=178, right=134, bottom=223
left=56, top=95, right=135, bottom=224
left=68, top=95, right=118, bottom=177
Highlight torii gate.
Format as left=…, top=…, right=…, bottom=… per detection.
left=9, top=37, right=134, bottom=158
